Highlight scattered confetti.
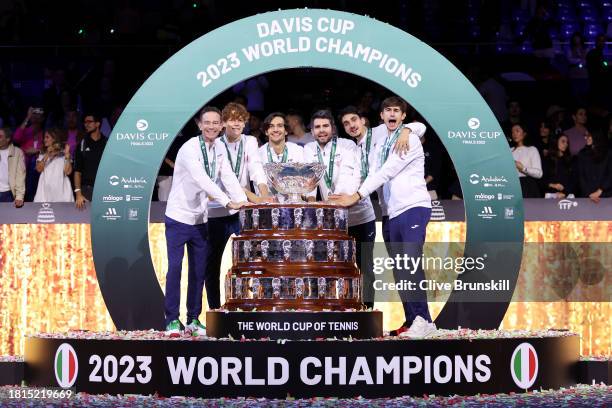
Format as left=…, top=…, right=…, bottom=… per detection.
left=0, top=384, right=608, bottom=407
left=27, top=328, right=578, bottom=342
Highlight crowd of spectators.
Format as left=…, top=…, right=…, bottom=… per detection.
left=1, top=87, right=610, bottom=208
left=0, top=1, right=610, bottom=207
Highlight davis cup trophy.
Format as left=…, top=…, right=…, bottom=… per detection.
left=206, top=162, right=382, bottom=339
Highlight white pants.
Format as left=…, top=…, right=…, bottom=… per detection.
left=157, top=176, right=173, bottom=201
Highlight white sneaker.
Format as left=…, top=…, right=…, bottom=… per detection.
left=399, top=316, right=436, bottom=338
left=185, top=319, right=206, bottom=337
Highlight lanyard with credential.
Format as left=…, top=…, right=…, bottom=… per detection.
left=198, top=135, right=217, bottom=180
left=221, top=135, right=244, bottom=178
left=316, top=137, right=337, bottom=189
left=360, top=127, right=372, bottom=181
left=379, top=127, right=402, bottom=169
left=267, top=143, right=288, bottom=163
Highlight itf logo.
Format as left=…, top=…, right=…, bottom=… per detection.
left=136, top=119, right=149, bottom=131
left=54, top=343, right=78, bottom=388
left=510, top=342, right=538, bottom=389
left=558, top=199, right=578, bottom=210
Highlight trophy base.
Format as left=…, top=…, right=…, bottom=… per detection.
left=206, top=310, right=383, bottom=339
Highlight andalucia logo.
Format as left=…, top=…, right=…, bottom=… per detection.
left=54, top=343, right=78, bottom=388
left=510, top=342, right=538, bottom=389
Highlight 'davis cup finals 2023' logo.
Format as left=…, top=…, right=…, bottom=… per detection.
left=54, top=343, right=78, bottom=388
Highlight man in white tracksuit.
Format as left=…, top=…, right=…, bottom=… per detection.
left=331, top=97, right=434, bottom=338
left=164, top=105, right=247, bottom=337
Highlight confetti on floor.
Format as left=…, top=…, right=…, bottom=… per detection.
left=0, top=384, right=609, bottom=407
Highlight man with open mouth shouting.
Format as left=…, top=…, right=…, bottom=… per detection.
left=331, top=96, right=433, bottom=339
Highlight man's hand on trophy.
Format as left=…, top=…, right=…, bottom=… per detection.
left=328, top=192, right=360, bottom=207
left=226, top=201, right=249, bottom=210
left=258, top=194, right=277, bottom=204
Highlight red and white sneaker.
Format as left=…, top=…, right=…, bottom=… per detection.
left=399, top=316, right=436, bottom=338
left=389, top=323, right=409, bottom=337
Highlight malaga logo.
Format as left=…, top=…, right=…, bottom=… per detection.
left=54, top=343, right=78, bottom=388
left=510, top=342, right=538, bottom=389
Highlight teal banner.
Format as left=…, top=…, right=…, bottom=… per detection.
left=91, top=9, right=524, bottom=330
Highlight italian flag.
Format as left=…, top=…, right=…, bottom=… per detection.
left=55, top=344, right=77, bottom=387
left=513, top=344, right=537, bottom=385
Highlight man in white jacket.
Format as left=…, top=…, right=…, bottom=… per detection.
left=206, top=102, right=272, bottom=312
left=164, top=106, right=247, bottom=337
left=258, top=112, right=304, bottom=201
left=338, top=105, right=411, bottom=309
left=331, top=97, right=434, bottom=338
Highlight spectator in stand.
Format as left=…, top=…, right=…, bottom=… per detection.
left=421, top=130, right=441, bottom=200
left=232, top=75, right=269, bottom=112
left=586, top=34, right=610, bottom=104
left=63, top=109, right=84, bottom=156
left=14, top=106, right=44, bottom=201
left=73, top=114, right=106, bottom=209
left=33, top=128, right=73, bottom=202
left=356, top=90, right=380, bottom=127
left=535, top=121, right=553, bottom=159
left=563, top=106, right=588, bottom=156
left=566, top=32, right=589, bottom=101
left=545, top=105, right=567, bottom=137
left=577, top=131, right=611, bottom=202
left=286, top=111, right=315, bottom=147
left=524, top=4, right=555, bottom=59
left=42, top=68, right=73, bottom=127
left=510, top=123, right=542, bottom=198
left=501, top=100, right=534, bottom=144
left=542, top=134, right=575, bottom=199
left=248, top=111, right=265, bottom=146
left=0, top=127, right=25, bottom=207
left=0, top=74, right=22, bottom=128
left=477, top=72, right=508, bottom=123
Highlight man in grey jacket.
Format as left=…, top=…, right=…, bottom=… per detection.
left=0, top=127, right=25, bottom=207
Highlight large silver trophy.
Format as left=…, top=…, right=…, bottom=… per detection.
left=264, top=162, right=326, bottom=203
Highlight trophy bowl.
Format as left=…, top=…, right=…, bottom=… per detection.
left=264, top=162, right=325, bottom=203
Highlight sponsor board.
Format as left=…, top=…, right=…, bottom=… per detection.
left=478, top=206, right=496, bottom=220
left=109, top=175, right=148, bottom=189
left=114, top=120, right=169, bottom=147
left=127, top=208, right=139, bottom=221
left=558, top=199, right=578, bottom=210
left=125, top=194, right=143, bottom=202
left=469, top=174, right=508, bottom=188
left=102, top=195, right=123, bottom=203
left=474, top=193, right=495, bottom=202
left=446, top=118, right=502, bottom=145
left=102, top=207, right=121, bottom=221
left=497, top=193, right=515, bottom=201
